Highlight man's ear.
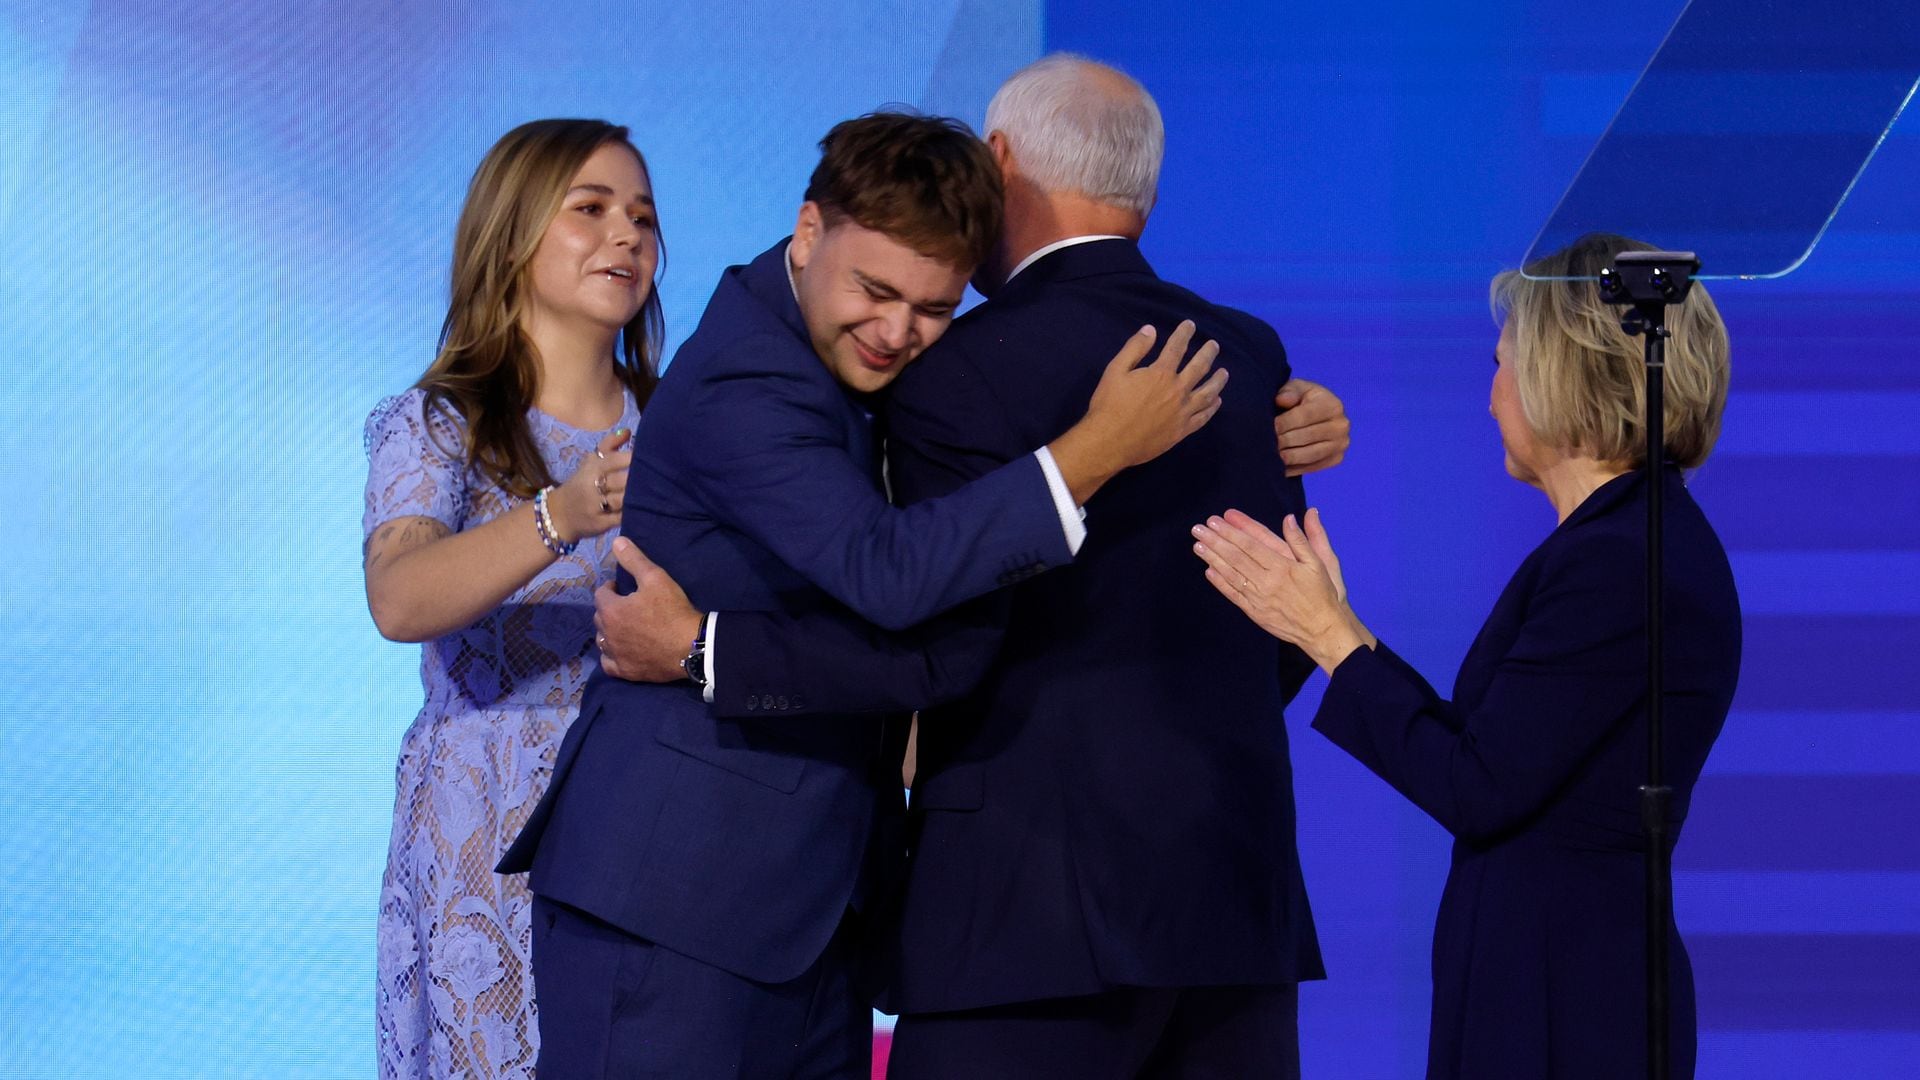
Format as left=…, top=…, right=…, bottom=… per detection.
left=790, top=201, right=823, bottom=269
left=987, top=130, right=1015, bottom=183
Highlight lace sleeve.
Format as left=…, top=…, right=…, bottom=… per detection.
left=363, top=389, right=471, bottom=538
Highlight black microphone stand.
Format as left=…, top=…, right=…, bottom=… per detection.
left=1599, top=250, right=1699, bottom=1080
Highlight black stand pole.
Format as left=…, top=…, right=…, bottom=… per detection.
left=1599, top=250, right=1698, bottom=1080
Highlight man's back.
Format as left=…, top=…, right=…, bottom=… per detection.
left=879, top=238, right=1326, bottom=1013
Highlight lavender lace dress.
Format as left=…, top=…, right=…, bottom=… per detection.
left=364, top=387, right=638, bottom=1080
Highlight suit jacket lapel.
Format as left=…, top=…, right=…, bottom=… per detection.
left=729, top=237, right=881, bottom=472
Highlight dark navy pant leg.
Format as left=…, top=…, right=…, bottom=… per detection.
left=1141, top=983, right=1299, bottom=1080
left=889, top=984, right=1298, bottom=1080
left=531, top=894, right=657, bottom=1080
left=532, top=895, right=869, bottom=1080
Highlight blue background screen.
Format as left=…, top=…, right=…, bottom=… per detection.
left=0, top=1, right=1913, bottom=1075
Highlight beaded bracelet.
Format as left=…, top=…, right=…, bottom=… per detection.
left=533, top=485, right=577, bottom=556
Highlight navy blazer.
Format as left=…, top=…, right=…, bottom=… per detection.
left=711, top=239, right=1327, bottom=1013
left=1314, top=468, right=1741, bottom=1080
left=497, top=240, right=1072, bottom=985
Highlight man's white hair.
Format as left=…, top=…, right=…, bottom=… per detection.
left=984, top=53, right=1163, bottom=215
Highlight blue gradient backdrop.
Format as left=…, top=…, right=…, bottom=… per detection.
left=0, top=1, right=1913, bottom=1076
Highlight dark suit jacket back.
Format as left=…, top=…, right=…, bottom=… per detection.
left=883, top=239, right=1328, bottom=1011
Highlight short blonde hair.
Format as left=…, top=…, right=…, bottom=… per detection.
left=1491, top=233, right=1730, bottom=469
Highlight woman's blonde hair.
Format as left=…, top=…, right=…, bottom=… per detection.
left=1491, top=233, right=1729, bottom=469
left=416, top=119, right=664, bottom=497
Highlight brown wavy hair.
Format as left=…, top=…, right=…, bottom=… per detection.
left=805, top=111, right=1003, bottom=269
left=416, top=119, right=664, bottom=497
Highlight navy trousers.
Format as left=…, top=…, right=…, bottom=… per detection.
left=886, top=983, right=1300, bottom=1080
left=531, top=896, right=871, bottom=1080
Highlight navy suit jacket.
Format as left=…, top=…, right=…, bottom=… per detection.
left=711, top=239, right=1328, bottom=1013
left=1313, top=468, right=1741, bottom=1079
left=497, top=240, right=1073, bottom=984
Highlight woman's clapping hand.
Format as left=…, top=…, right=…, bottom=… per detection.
left=1191, top=507, right=1374, bottom=673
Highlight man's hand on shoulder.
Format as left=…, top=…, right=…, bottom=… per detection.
left=595, top=538, right=705, bottom=683
left=1275, top=379, right=1351, bottom=477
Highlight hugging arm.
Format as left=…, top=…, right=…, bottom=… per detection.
left=685, top=339, right=1066, bottom=633
left=686, top=323, right=1219, bottom=632
left=698, top=333, right=1037, bottom=716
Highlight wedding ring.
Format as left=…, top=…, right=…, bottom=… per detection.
left=595, top=472, right=608, bottom=496
left=597, top=633, right=609, bottom=650
left=600, top=497, right=612, bottom=514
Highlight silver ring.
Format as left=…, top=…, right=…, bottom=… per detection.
left=596, top=633, right=608, bottom=650
left=595, top=449, right=606, bottom=461
left=599, top=497, right=612, bottom=514
left=595, top=472, right=608, bottom=496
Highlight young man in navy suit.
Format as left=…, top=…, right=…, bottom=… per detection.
left=498, top=112, right=1237, bottom=1080
left=598, top=57, right=1349, bottom=1079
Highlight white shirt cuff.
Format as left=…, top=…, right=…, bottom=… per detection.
left=1033, top=447, right=1088, bottom=555
left=701, top=611, right=718, bottom=703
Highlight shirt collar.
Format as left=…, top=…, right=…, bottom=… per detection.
left=1005, top=235, right=1129, bottom=285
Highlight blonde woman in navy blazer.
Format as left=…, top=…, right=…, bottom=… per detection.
left=1193, top=233, right=1741, bottom=1080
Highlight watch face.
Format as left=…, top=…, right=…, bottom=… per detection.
left=683, top=645, right=707, bottom=685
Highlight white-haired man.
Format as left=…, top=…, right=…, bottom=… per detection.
left=862, top=53, right=1329, bottom=1078
left=594, top=55, right=1344, bottom=1077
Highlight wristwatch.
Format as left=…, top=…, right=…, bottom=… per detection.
left=681, top=621, right=708, bottom=690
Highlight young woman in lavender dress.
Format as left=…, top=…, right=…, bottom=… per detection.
left=361, top=119, right=663, bottom=1080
